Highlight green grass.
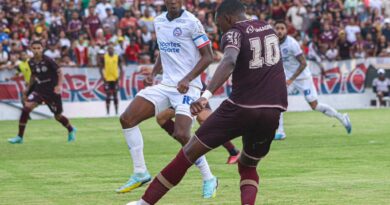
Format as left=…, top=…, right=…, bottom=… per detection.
left=1, top=109, right=390, bottom=205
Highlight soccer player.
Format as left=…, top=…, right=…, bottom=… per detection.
left=8, top=41, right=76, bottom=144
left=156, top=84, right=240, bottom=164
left=116, top=0, right=218, bottom=198
left=99, top=43, right=123, bottom=115
left=126, top=0, right=288, bottom=204
left=372, top=68, right=390, bottom=106
left=273, top=21, right=352, bottom=140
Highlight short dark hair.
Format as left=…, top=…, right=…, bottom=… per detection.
left=31, top=40, right=43, bottom=46
left=216, top=0, right=245, bottom=17
left=274, top=20, right=287, bottom=27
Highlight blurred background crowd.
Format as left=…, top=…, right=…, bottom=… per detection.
left=0, top=0, right=390, bottom=71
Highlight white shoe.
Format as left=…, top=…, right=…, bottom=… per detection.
left=126, top=201, right=138, bottom=205
left=342, top=113, right=352, bottom=134
left=274, top=132, right=286, bottom=140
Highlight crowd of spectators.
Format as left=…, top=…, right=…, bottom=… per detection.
left=0, top=0, right=390, bottom=72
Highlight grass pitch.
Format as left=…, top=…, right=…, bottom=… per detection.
left=0, top=109, right=390, bottom=205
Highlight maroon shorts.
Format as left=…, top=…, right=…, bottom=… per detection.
left=104, top=81, right=119, bottom=93
left=27, top=91, right=63, bottom=114
left=195, top=100, right=281, bottom=159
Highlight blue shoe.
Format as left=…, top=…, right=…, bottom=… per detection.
left=68, top=127, right=77, bottom=142
left=8, top=136, right=23, bottom=144
left=343, top=114, right=352, bottom=134
left=274, top=132, right=286, bottom=140
left=203, top=176, right=218, bottom=199
left=116, top=172, right=152, bottom=193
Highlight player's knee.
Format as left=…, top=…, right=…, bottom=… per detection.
left=172, top=130, right=190, bottom=146
left=120, top=112, right=142, bottom=128
left=239, top=150, right=262, bottom=167
left=309, top=101, right=318, bottom=110
left=54, top=114, right=62, bottom=121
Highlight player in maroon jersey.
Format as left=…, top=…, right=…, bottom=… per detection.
left=8, top=41, right=76, bottom=144
left=156, top=82, right=240, bottom=164
left=126, top=0, right=288, bottom=204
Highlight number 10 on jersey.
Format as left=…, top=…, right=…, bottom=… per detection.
left=249, top=34, right=280, bottom=69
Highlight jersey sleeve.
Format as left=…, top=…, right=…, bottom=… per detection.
left=46, top=56, right=59, bottom=72
left=191, top=20, right=210, bottom=49
left=372, top=78, right=378, bottom=87
left=290, top=38, right=303, bottom=57
left=221, top=29, right=242, bottom=51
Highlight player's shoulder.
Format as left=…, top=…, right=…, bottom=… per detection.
left=154, top=12, right=168, bottom=23
left=181, top=10, right=199, bottom=22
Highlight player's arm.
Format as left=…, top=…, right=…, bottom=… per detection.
left=177, top=44, right=213, bottom=94
left=287, top=54, right=307, bottom=85
left=23, top=74, right=36, bottom=100
left=190, top=47, right=239, bottom=115
left=55, top=67, right=64, bottom=95
left=144, top=54, right=162, bottom=86
left=99, top=57, right=106, bottom=83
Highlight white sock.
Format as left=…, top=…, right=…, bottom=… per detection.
left=315, top=103, right=344, bottom=122
left=277, top=113, right=284, bottom=133
left=194, top=155, right=214, bottom=181
left=123, top=126, right=147, bottom=174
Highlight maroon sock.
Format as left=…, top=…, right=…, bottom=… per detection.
left=18, top=107, right=31, bottom=137
left=161, top=119, right=175, bottom=136
left=114, top=96, right=119, bottom=114
left=238, top=162, right=259, bottom=205
left=142, top=149, right=193, bottom=204
left=56, top=115, right=73, bottom=132
left=223, top=141, right=239, bottom=156
left=106, top=97, right=110, bottom=114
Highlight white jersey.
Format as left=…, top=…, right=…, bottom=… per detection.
left=154, top=10, right=210, bottom=89
left=280, top=36, right=312, bottom=80
left=372, top=77, right=390, bottom=92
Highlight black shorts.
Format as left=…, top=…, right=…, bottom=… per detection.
left=195, top=100, right=281, bottom=159
left=27, top=91, right=63, bottom=114
left=104, top=81, right=119, bottom=93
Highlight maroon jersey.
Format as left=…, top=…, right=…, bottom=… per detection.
left=221, top=20, right=287, bottom=110
left=29, top=55, right=60, bottom=94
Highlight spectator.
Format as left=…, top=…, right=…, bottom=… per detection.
left=140, top=26, right=152, bottom=45
left=271, top=0, right=287, bottom=21
left=84, top=6, right=101, bottom=40
left=372, top=69, right=390, bottom=106
left=119, top=11, right=138, bottom=31
left=337, top=30, right=353, bottom=60
left=74, top=34, right=89, bottom=67
left=376, top=35, right=388, bottom=57
left=345, top=18, right=361, bottom=44
left=382, top=18, right=390, bottom=42
left=125, top=38, right=141, bottom=64
left=60, top=55, right=77, bottom=67
left=113, top=0, right=126, bottom=20
left=102, top=8, right=119, bottom=34
left=44, top=43, right=61, bottom=61
left=325, top=43, right=339, bottom=61
left=88, top=40, right=101, bottom=67
left=138, top=8, right=154, bottom=32
left=0, top=43, right=9, bottom=66
left=67, top=11, right=82, bottom=40
left=286, top=0, right=307, bottom=35
left=364, top=33, right=377, bottom=57
left=96, top=0, right=113, bottom=21
left=0, top=53, right=19, bottom=71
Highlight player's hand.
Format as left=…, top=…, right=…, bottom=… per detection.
left=144, top=74, right=154, bottom=87
left=190, top=97, right=208, bottom=116
left=177, top=77, right=190, bottom=94
left=54, top=85, right=62, bottom=95
left=286, top=79, right=293, bottom=86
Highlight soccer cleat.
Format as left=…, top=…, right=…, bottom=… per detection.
left=68, top=127, right=77, bottom=142
left=116, top=172, right=152, bottom=193
left=202, top=176, right=218, bottom=199
left=342, top=113, right=352, bottom=134
left=226, top=151, right=240, bottom=164
left=8, top=136, right=23, bottom=144
left=274, top=132, right=286, bottom=140
left=125, top=201, right=139, bottom=205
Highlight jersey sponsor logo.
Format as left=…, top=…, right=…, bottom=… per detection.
left=173, top=27, right=182, bottom=37
left=159, top=41, right=181, bottom=53
left=245, top=24, right=273, bottom=34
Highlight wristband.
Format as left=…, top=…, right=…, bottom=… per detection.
left=201, top=90, right=213, bottom=100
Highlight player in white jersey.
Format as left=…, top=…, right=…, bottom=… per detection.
left=115, top=0, right=218, bottom=199
left=274, top=21, right=352, bottom=140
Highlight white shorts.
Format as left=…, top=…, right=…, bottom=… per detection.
left=136, top=84, right=201, bottom=118
left=288, top=78, right=318, bottom=103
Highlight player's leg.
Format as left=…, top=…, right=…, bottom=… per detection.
left=173, top=113, right=216, bottom=198
left=8, top=98, right=38, bottom=144
left=117, top=85, right=171, bottom=193
left=197, top=107, right=240, bottom=164
left=48, top=94, right=76, bottom=142
left=130, top=101, right=243, bottom=204
left=113, top=82, right=119, bottom=115
left=300, top=78, right=351, bottom=134
left=274, top=112, right=286, bottom=140
left=116, top=96, right=156, bottom=193
left=377, top=92, right=384, bottom=106
left=156, top=108, right=175, bottom=136
left=104, top=82, right=111, bottom=115
left=239, top=108, right=280, bottom=205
